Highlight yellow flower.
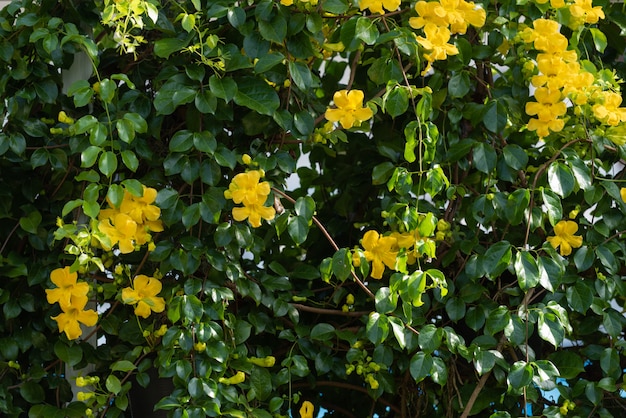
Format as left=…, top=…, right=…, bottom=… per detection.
left=546, top=220, right=583, bottom=256
left=526, top=87, right=567, bottom=138
left=232, top=202, right=276, bottom=228
left=325, top=90, right=374, bottom=129
left=119, top=186, right=163, bottom=231
left=361, top=230, right=398, bottom=279
left=46, top=267, right=90, bottom=310
left=300, top=401, right=314, bottom=418
left=416, top=25, right=459, bottom=75
left=569, top=0, right=604, bottom=24
left=621, top=188, right=626, bottom=203
left=122, top=275, right=166, bottom=318
left=410, top=1, right=449, bottom=30
left=280, top=0, right=294, bottom=5
left=534, top=0, right=565, bottom=8
left=441, top=0, right=486, bottom=34
left=410, top=0, right=486, bottom=34
left=51, top=295, right=98, bottom=340
left=98, top=213, right=142, bottom=254
left=592, top=91, right=626, bottom=127
left=359, top=0, right=401, bottom=14
left=224, top=170, right=271, bottom=206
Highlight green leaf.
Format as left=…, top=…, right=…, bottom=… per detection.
left=481, top=240, right=512, bottom=279
left=566, top=280, right=593, bottom=314
left=375, top=287, right=398, bottom=314
left=388, top=316, right=406, bottom=349
left=366, top=312, right=389, bottom=344
left=20, top=381, right=45, bottom=404
left=116, top=118, right=135, bottom=143
left=169, top=130, right=194, bottom=152
left=154, top=38, right=188, bottom=58
left=250, top=367, right=272, bottom=401
left=182, top=203, right=202, bottom=229
left=602, top=309, right=623, bottom=338
left=106, top=375, right=122, bottom=395
left=111, top=360, right=137, bottom=372
left=121, top=150, right=139, bottom=172
left=503, top=144, right=528, bottom=170
left=385, top=86, right=409, bottom=117
left=448, top=72, right=470, bottom=98
left=538, top=312, right=564, bottom=348
left=331, top=248, right=352, bottom=281
left=431, top=357, right=448, bottom=386
left=19, top=210, right=42, bottom=234
left=310, top=323, right=335, bottom=341
left=355, top=16, right=379, bottom=45
left=474, top=349, right=497, bottom=375
left=418, top=324, right=442, bottom=353
left=590, top=27, right=607, bottom=53
left=548, top=351, right=584, bottom=379
left=514, top=251, right=540, bottom=291
left=294, top=196, right=315, bottom=221
left=541, top=188, right=562, bottom=226
left=485, top=306, right=510, bottom=335
left=547, top=162, right=575, bottom=198
left=81, top=146, right=101, bottom=168
left=98, top=151, right=118, bottom=177
left=98, top=79, right=116, bottom=103
left=473, top=142, right=496, bottom=174
left=288, top=215, right=309, bottom=245
left=193, top=131, right=217, bottom=154
left=508, top=361, right=533, bottom=389
left=209, top=75, right=237, bottom=102
left=322, top=0, right=350, bottom=14
left=258, top=14, right=287, bottom=43
left=288, top=61, right=313, bottom=91
left=54, top=341, right=83, bottom=367
left=483, top=100, right=507, bottom=133
left=234, top=77, right=280, bottom=116
left=195, top=90, right=217, bottom=114
left=410, top=351, right=433, bottom=382
left=372, top=162, right=395, bottom=185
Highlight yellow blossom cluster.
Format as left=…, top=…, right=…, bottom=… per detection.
left=224, top=170, right=276, bottom=228
left=121, top=274, right=166, bottom=318
left=97, top=185, right=163, bottom=254
left=357, top=228, right=436, bottom=279
left=46, top=267, right=98, bottom=340
left=325, top=90, right=374, bottom=129
left=409, top=0, right=486, bottom=75
left=520, top=15, right=626, bottom=137
left=520, top=19, right=593, bottom=137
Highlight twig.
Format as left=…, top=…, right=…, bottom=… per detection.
left=290, top=302, right=369, bottom=317
left=272, top=187, right=375, bottom=300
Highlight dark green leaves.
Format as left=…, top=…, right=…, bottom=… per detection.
left=234, top=77, right=280, bottom=116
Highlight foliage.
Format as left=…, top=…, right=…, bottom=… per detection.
left=2, top=0, right=626, bottom=417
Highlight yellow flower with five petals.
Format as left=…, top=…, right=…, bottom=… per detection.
left=546, top=220, right=583, bottom=256
left=51, top=295, right=98, bottom=340
left=361, top=230, right=398, bottom=279
left=325, top=90, right=374, bottom=129
left=122, top=275, right=166, bottom=318
left=46, top=266, right=90, bottom=310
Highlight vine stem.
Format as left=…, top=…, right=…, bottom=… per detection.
left=523, top=138, right=586, bottom=248
left=271, top=187, right=375, bottom=300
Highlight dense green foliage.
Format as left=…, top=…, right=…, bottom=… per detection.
left=2, top=0, right=626, bottom=417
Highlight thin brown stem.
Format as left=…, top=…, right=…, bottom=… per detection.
left=290, top=302, right=369, bottom=317
left=272, top=188, right=375, bottom=300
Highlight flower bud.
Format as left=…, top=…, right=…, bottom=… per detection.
left=247, top=356, right=276, bottom=367
left=219, top=371, right=245, bottom=385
